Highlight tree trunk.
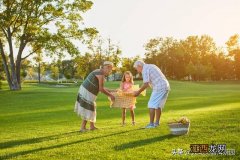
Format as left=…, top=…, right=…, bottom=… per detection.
left=16, top=55, right=22, bottom=90
left=113, top=73, right=116, bottom=81
left=16, top=35, right=27, bottom=89
left=0, top=31, right=22, bottom=90
left=7, top=28, right=21, bottom=90
left=0, top=41, right=12, bottom=89
left=10, top=58, right=21, bottom=90
left=1, top=59, right=20, bottom=90
left=235, top=53, right=240, bottom=80
left=38, top=62, right=41, bottom=83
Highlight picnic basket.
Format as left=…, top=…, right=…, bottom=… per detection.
left=110, top=90, right=136, bottom=108
left=168, top=117, right=190, bottom=135
left=109, top=85, right=145, bottom=108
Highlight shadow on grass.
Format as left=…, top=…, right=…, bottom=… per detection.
left=114, top=134, right=175, bottom=151
left=0, top=131, right=79, bottom=150
left=0, top=128, right=143, bottom=160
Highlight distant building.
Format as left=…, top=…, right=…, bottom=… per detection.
left=24, top=70, right=67, bottom=82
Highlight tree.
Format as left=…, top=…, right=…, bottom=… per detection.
left=62, top=60, right=75, bottom=79
left=88, top=36, right=107, bottom=70
left=144, top=37, right=164, bottom=66
left=21, top=59, right=31, bottom=81
left=26, top=67, right=34, bottom=80
left=87, top=37, right=122, bottom=80
left=0, top=0, right=97, bottom=90
left=209, top=50, right=234, bottom=81
left=144, top=35, right=219, bottom=81
left=50, top=65, right=59, bottom=80
left=33, top=52, right=43, bottom=83
left=74, top=53, right=93, bottom=80
left=109, top=47, right=122, bottom=80
left=181, top=35, right=217, bottom=80
left=121, top=56, right=140, bottom=78
left=0, top=55, right=3, bottom=89
left=145, top=37, right=187, bottom=79
left=226, top=34, right=240, bottom=80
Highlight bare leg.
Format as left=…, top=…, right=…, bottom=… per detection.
left=130, top=109, right=135, bottom=125
left=122, top=108, right=126, bottom=125
left=80, top=120, right=87, bottom=131
left=155, top=108, right=162, bottom=125
left=149, top=108, right=155, bottom=124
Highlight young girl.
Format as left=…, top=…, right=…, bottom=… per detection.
left=120, top=71, right=136, bottom=126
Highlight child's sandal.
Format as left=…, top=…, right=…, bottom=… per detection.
left=121, top=122, right=126, bottom=126
left=80, top=128, right=89, bottom=132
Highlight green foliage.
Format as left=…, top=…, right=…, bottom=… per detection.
left=121, top=56, right=139, bottom=77
left=73, top=37, right=122, bottom=80
left=144, top=35, right=235, bottom=81
left=20, top=59, right=31, bottom=79
left=50, top=65, right=59, bottom=80
left=186, top=62, right=213, bottom=81
left=0, top=0, right=98, bottom=90
left=226, top=34, right=240, bottom=80
left=61, top=60, right=76, bottom=79
left=0, top=0, right=97, bottom=55
left=74, top=54, right=92, bottom=79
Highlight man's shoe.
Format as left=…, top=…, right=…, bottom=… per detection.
left=145, top=123, right=156, bottom=129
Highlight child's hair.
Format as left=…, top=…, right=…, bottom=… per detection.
left=122, top=71, right=134, bottom=84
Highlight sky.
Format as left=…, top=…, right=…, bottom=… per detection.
left=82, top=0, right=240, bottom=57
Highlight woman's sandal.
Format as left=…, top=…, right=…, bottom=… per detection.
left=80, top=128, right=89, bottom=132
left=90, top=127, right=98, bottom=131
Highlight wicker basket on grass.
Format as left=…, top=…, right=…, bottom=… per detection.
left=168, top=117, right=190, bottom=135
left=168, top=122, right=190, bottom=135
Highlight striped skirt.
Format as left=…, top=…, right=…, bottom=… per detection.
left=74, top=85, right=97, bottom=122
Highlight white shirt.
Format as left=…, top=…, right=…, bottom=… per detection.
left=142, top=64, right=170, bottom=91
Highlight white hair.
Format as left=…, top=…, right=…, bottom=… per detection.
left=133, top=60, right=145, bottom=68
left=103, top=61, right=114, bottom=66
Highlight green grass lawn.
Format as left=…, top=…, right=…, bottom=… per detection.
left=0, top=81, right=239, bottom=160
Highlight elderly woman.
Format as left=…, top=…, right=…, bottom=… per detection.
left=74, top=61, right=115, bottom=132
left=133, top=60, right=170, bottom=129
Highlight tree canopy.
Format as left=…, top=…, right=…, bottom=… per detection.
left=0, top=0, right=97, bottom=90
left=144, top=35, right=238, bottom=81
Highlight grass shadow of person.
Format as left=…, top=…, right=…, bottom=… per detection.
left=0, top=128, right=143, bottom=160
left=114, top=134, right=176, bottom=151
left=0, top=131, right=79, bottom=150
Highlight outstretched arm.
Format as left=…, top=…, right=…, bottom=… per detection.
left=96, top=75, right=115, bottom=101
left=105, top=88, right=118, bottom=92
left=134, top=82, right=149, bottom=97
left=120, top=82, right=124, bottom=90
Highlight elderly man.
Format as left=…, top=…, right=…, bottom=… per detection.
left=133, top=60, right=170, bottom=128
